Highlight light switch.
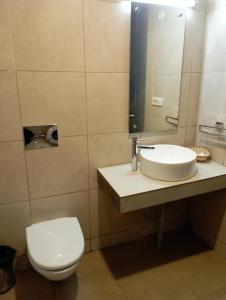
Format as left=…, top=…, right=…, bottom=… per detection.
left=152, top=97, right=164, bottom=107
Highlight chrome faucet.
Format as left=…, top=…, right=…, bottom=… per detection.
left=131, top=138, right=155, bottom=171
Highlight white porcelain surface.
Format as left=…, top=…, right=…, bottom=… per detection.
left=140, top=144, right=197, bottom=181
left=26, top=217, right=85, bottom=271
left=28, top=252, right=78, bottom=281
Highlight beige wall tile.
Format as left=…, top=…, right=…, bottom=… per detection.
left=216, top=190, right=226, bottom=244
left=140, top=127, right=187, bottom=146
left=17, top=72, right=87, bottom=136
left=30, top=191, right=90, bottom=239
left=87, top=73, right=129, bottom=134
left=26, top=136, right=89, bottom=199
left=203, top=7, right=226, bottom=72
left=185, top=126, right=197, bottom=146
left=207, top=0, right=226, bottom=11
left=178, top=73, right=190, bottom=127
left=90, top=231, right=140, bottom=251
left=90, top=189, right=151, bottom=238
left=191, top=10, right=206, bottom=72
left=182, top=11, right=193, bottom=73
left=10, top=0, right=84, bottom=71
left=196, top=132, right=225, bottom=164
left=189, top=193, right=220, bottom=238
left=218, top=217, right=226, bottom=245
left=0, top=71, right=22, bottom=141
left=199, top=72, right=226, bottom=126
left=194, top=0, right=207, bottom=11
left=224, top=151, right=226, bottom=166
left=0, top=201, right=31, bottom=255
left=207, top=144, right=225, bottom=165
left=0, top=141, right=29, bottom=205
left=84, top=0, right=130, bottom=72
left=187, top=73, right=201, bottom=127
left=88, top=133, right=131, bottom=188
left=183, top=8, right=206, bottom=73
left=0, top=0, right=14, bottom=70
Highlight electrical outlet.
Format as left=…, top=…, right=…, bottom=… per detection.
left=152, top=97, right=164, bottom=107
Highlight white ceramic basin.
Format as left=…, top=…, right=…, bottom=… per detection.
left=140, top=144, right=197, bottom=181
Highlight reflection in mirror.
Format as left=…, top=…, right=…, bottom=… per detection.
left=129, top=2, right=186, bottom=134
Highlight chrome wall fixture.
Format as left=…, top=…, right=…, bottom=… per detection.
left=165, top=116, right=178, bottom=127
left=23, top=125, right=58, bottom=150
left=199, top=122, right=226, bottom=138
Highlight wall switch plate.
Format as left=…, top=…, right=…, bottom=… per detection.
left=152, top=97, right=164, bottom=107
left=23, top=125, right=58, bottom=150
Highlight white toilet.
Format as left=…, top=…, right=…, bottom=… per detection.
left=26, top=217, right=85, bottom=281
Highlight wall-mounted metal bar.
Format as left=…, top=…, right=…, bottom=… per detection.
left=165, top=116, right=178, bottom=127
left=199, top=122, right=226, bottom=138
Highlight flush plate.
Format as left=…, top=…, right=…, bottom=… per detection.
left=23, top=125, right=58, bottom=150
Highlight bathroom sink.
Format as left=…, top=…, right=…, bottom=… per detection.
left=139, top=144, right=197, bottom=181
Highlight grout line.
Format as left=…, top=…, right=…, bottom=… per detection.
left=81, top=0, right=92, bottom=243
left=15, top=70, right=85, bottom=73
left=185, top=73, right=192, bottom=141
left=87, top=131, right=129, bottom=136
left=169, top=264, right=198, bottom=298
left=117, top=279, right=131, bottom=300
left=0, top=131, right=127, bottom=143
left=0, top=139, right=24, bottom=143
left=15, top=69, right=130, bottom=74
left=14, top=71, right=33, bottom=222
left=0, top=199, right=29, bottom=208
left=29, top=189, right=90, bottom=201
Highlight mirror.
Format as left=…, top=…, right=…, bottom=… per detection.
left=129, top=2, right=186, bottom=134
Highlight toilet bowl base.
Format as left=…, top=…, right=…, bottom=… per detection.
left=28, top=253, right=78, bottom=281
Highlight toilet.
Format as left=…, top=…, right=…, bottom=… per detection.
left=26, top=217, right=85, bottom=281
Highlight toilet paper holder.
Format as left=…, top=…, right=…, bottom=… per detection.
left=23, top=125, right=58, bottom=150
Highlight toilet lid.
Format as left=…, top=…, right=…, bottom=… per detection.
left=26, top=217, right=85, bottom=271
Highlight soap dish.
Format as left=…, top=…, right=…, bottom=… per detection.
left=190, top=146, right=210, bottom=162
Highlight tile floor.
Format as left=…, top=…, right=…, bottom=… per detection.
left=1, top=230, right=226, bottom=300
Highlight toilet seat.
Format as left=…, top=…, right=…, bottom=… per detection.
left=28, top=251, right=79, bottom=281
left=26, top=217, right=85, bottom=272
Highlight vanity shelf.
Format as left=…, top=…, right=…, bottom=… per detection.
left=98, top=161, right=226, bottom=214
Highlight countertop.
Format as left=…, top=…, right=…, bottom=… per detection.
left=97, top=161, right=226, bottom=213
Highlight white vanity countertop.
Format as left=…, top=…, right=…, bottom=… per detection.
left=98, top=161, right=226, bottom=213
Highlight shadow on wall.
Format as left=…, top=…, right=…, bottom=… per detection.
left=189, top=189, right=226, bottom=249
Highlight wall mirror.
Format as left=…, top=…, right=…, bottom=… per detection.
left=129, top=2, right=186, bottom=134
